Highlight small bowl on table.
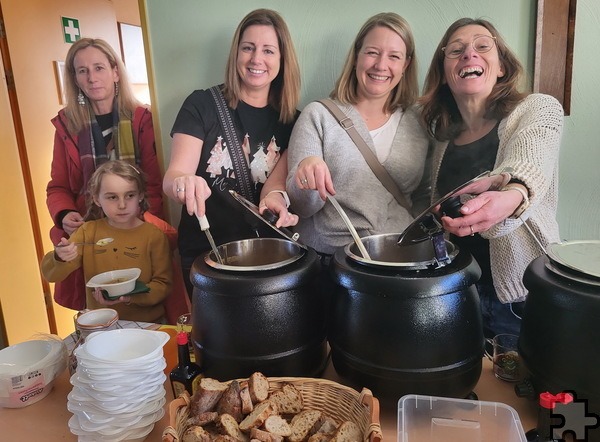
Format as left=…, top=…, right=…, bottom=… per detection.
left=86, top=268, right=141, bottom=298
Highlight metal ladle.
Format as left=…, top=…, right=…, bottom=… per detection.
left=197, top=214, right=224, bottom=264
left=328, top=195, right=371, bottom=260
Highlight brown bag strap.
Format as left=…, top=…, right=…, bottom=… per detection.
left=318, top=99, right=411, bottom=210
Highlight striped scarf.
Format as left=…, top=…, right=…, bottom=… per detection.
left=79, top=101, right=137, bottom=186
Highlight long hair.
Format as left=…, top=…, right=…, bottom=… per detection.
left=84, top=160, right=149, bottom=221
left=63, top=38, right=142, bottom=134
left=331, top=12, right=418, bottom=114
left=223, top=8, right=300, bottom=123
left=419, top=18, right=526, bottom=141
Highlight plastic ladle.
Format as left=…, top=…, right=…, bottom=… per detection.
left=327, top=195, right=371, bottom=260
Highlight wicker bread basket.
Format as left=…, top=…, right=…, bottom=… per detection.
left=162, top=377, right=382, bottom=442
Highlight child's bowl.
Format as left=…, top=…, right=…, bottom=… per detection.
left=86, top=268, right=141, bottom=298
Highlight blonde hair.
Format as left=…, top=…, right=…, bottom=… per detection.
left=63, top=38, right=143, bottom=134
left=419, top=18, right=526, bottom=141
left=85, top=160, right=148, bottom=220
left=331, top=12, right=418, bottom=114
left=223, top=9, right=300, bottom=124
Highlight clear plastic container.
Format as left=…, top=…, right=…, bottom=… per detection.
left=398, top=394, right=527, bottom=442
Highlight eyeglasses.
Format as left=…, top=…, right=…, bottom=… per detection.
left=442, top=35, right=497, bottom=59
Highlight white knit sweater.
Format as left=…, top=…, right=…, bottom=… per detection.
left=286, top=100, right=429, bottom=254
left=430, top=93, right=564, bottom=302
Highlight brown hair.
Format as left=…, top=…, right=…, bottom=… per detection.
left=85, top=160, right=148, bottom=220
left=419, top=18, right=527, bottom=141
left=223, top=8, right=300, bottom=123
left=63, top=38, right=143, bottom=134
left=331, top=12, right=419, bottom=113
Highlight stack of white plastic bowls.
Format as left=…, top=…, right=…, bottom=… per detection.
left=67, top=329, right=170, bottom=442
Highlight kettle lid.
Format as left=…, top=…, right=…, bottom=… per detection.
left=398, top=171, right=511, bottom=245
left=229, top=190, right=308, bottom=250
left=546, top=240, right=600, bottom=282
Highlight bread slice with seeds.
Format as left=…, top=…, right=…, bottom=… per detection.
left=268, top=383, right=304, bottom=414
left=288, top=409, right=323, bottom=442
left=239, top=400, right=278, bottom=432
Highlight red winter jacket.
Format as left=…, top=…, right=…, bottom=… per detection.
left=47, top=106, right=164, bottom=244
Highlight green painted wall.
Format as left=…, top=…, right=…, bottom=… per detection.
left=143, top=0, right=599, bottom=241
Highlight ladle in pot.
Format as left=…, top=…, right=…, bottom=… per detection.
left=196, top=214, right=224, bottom=264
left=327, top=195, right=371, bottom=260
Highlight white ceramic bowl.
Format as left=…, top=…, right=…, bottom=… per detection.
left=86, top=268, right=141, bottom=298
left=0, top=337, right=67, bottom=408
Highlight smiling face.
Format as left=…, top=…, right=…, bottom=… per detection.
left=73, top=46, right=119, bottom=115
left=93, top=173, right=142, bottom=229
left=355, top=26, right=410, bottom=103
left=443, top=24, right=504, bottom=104
left=236, top=24, right=281, bottom=102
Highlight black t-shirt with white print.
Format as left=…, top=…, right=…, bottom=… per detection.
left=171, top=86, right=298, bottom=259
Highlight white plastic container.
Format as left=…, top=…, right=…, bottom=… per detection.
left=398, top=394, right=527, bottom=442
left=0, top=336, right=68, bottom=408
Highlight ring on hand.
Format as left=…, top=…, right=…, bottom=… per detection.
left=176, top=187, right=185, bottom=193
left=301, top=178, right=308, bottom=185
left=469, top=225, right=475, bottom=236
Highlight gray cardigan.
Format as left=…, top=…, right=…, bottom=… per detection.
left=286, top=100, right=429, bottom=254
left=430, top=93, right=564, bottom=302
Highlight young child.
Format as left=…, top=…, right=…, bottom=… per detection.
left=41, top=160, right=172, bottom=323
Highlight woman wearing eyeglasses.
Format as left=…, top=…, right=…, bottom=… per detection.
left=419, top=18, right=563, bottom=339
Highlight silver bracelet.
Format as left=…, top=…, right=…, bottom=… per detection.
left=502, top=183, right=530, bottom=218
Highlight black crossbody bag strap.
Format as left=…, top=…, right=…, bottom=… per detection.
left=318, top=98, right=411, bottom=210
left=209, top=85, right=256, bottom=202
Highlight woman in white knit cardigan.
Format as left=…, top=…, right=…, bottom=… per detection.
left=419, top=18, right=563, bottom=339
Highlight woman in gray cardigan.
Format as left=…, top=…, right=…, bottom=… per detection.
left=286, top=12, right=429, bottom=256
left=419, top=18, right=563, bottom=339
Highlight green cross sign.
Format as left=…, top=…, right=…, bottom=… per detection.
left=62, top=16, right=81, bottom=43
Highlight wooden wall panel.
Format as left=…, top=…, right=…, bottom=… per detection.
left=534, top=0, right=576, bottom=114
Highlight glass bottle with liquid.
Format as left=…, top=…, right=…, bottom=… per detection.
left=170, top=331, right=202, bottom=397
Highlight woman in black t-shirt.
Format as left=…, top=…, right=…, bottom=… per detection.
left=163, top=9, right=301, bottom=297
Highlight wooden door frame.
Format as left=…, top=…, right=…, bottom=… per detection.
left=0, top=5, right=57, bottom=335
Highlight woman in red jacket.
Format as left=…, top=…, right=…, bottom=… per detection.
left=46, top=37, right=163, bottom=310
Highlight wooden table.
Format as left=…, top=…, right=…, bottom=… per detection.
left=0, top=329, right=537, bottom=441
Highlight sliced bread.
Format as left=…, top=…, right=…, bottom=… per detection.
left=268, top=383, right=304, bottom=414
left=248, top=372, right=270, bottom=403
left=263, top=414, right=292, bottom=437
left=288, top=409, right=323, bottom=442
left=239, top=400, right=278, bottom=432
left=330, top=421, right=362, bottom=442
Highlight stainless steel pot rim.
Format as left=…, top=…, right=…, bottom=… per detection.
left=204, top=238, right=305, bottom=272
left=546, top=240, right=600, bottom=279
left=344, top=233, right=458, bottom=269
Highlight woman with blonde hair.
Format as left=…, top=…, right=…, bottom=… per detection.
left=286, top=12, right=429, bottom=257
left=47, top=37, right=163, bottom=310
left=163, top=9, right=301, bottom=296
